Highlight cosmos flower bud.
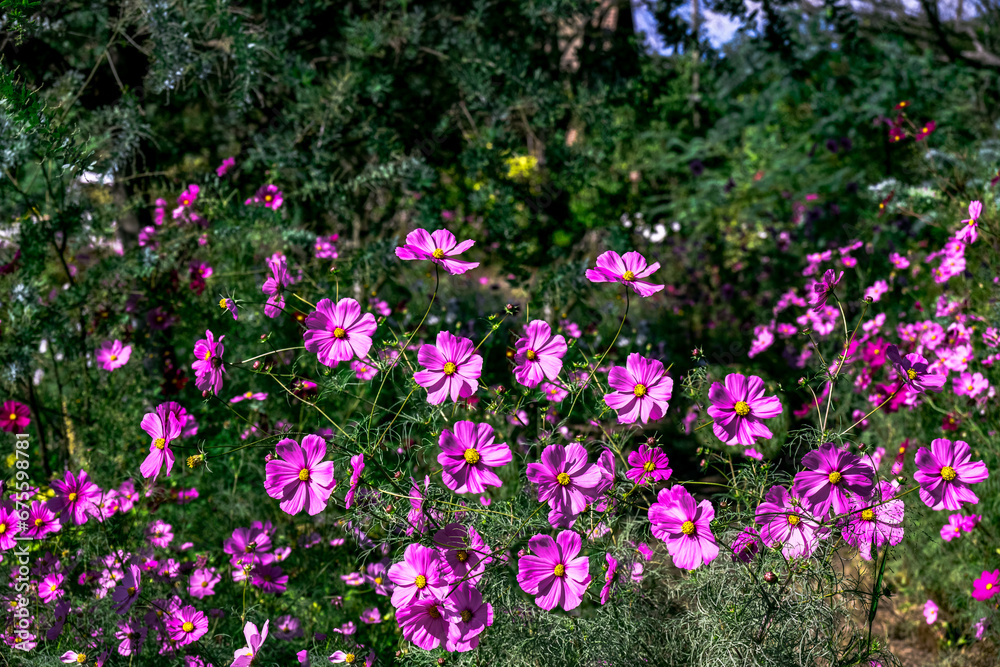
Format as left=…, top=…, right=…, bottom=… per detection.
left=764, top=572, right=777, bottom=583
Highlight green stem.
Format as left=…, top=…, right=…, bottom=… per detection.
left=564, top=287, right=629, bottom=421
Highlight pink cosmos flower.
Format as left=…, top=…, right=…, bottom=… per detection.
left=397, top=598, right=451, bottom=650
left=224, top=525, right=273, bottom=572
left=388, top=543, right=450, bottom=609
left=116, top=620, right=146, bottom=657
left=513, top=320, right=567, bottom=388
left=885, top=344, right=945, bottom=393
left=264, top=434, right=336, bottom=516
left=1, top=399, right=30, bottom=432
left=603, top=353, right=673, bottom=424
left=360, top=606, right=381, bottom=624
left=707, top=373, right=783, bottom=446
left=314, top=233, right=339, bottom=259
left=915, top=120, right=936, bottom=141
left=39, top=573, right=65, bottom=604
left=586, top=250, right=664, bottom=297
left=272, top=615, right=303, bottom=640
left=96, top=340, right=132, bottom=371
left=437, top=421, right=511, bottom=494
left=626, top=443, right=672, bottom=485
left=60, top=651, right=106, bottom=665
left=246, top=184, right=283, bottom=210
left=252, top=563, right=289, bottom=593
left=219, top=296, right=239, bottom=320
left=972, top=570, right=999, bottom=601
left=147, top=519, right=174, bottom=548
left=433, top=523, right=492, bottom=585
left=953, top=371, right=988, bottom=398
left=754, top=486, right=827, bottom=559
left=216, top=156, right=235, bottom=177
left=791, top=443, right=875, bottom=516
left=303, top=298, right=377, bottom=368
left=23, top=500, right=60, bottom=539
left=395, top=228, right=479, bottom=275
left=111, top=564, right=141, bottom=615
left=731, top=526, right=762, bottom=563
left=540, top=381, right=569, bottom=402
left=176, top=183, right=199, bottom=208
left=808, top=269, right=843, bottom=311
left=600, top=553, right=619, bottom=604
left=350, top=359, right=378, bottom=381
left=443, top=582, right=493, bottom=652
left=956, top=200, right=983, bottom=243
left=924, top=599, right=938, bottom=624
left=843, top=481, right=904, bottom=560
left=345, top=454, right=365, bottom=509
left=261, top=255, right=290, bottom=318
left=230, top=391, right=267, bottom=403
left=516, top=530, right=592, bottom=611
left=138, top=225, right=158, bottom=248
left=526, top=443, right=604, bottom=516
left=232, top=619, right=269, bottom=667
left=189, top=567, right=220, bottom=599
left=940, top=514, right=965, bottom=542
left=414, top=331, right=483, bottom=404
left=139, top=404, right=182, bottom=480
left=914, top=438, right=989, bottom=510
left=648, top=485, right=719, bottom=570
left=166, top=605, right=209, bottom=646
left=49, top=469, right=101, bottom=525
left=191, top=330, right=226, bottom=395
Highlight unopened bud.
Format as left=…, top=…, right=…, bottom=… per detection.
left=253, top=361, right=261, bottom=370
left=764, top=571, right=777, bottom=583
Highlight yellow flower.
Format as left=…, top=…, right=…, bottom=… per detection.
left=505, top=155, right=537, bottom=179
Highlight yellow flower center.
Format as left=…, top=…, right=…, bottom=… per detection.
left=955, top=526, right=961, bottom=533
left=345, top=655, right=355, bottom=664
left=443, top=362, right=457, bottom=376
left=374, top=576, right=383, bottom=585
left=553, top=563, right=565, bottom=577
left=8, top=412, right=16, bottom=421
left=154, top=438, right=166, bottom=450
left=941, top=466, right=957, bottom=481
left=109, top=354, right=117, bottom=361
left=415, top=575, right=427, bottom=589
left=432, top=248, right=445, bottom=260
left=461, top=609, right=473, bottom=622
left=463, top=448, right=480, bottom=465
left=0, top=524, right=5, bottom=535
left=333, top=327, right=346, bottom=339
left=427, top=605, right=441, bottom=619
left=128, top=586, right=136, bottom=595
left=264, top=194, right=273, bottom=202
left=681, top=520, right=696, bottom=535
left=987, top=584, right=994, bottom=591
left=633, top=383, right=647, bottom=397
left=643, top=461, right=656, bottom=473
left=827, top=471, right=842, bottom=484
left=76, top=655, right=87, bottom=664
left=201, top=581, right=209, bottom=587
left=787, top=515, right=800, bottom=526
left=34, top=518, right=44, bottom=527
left=245, top=391, right=253, bottom=398
left=68, top=493, right=78, bottom=502
left=203, top=349, right=212, bottom=360
left=299, top=468, right=310, bottom=481
left=906, top=368, right=917, bottom=380
left=861, top=509, right=875, bottom=521
left=556, top=472, right=571, bottom=486
left=622, top=270, right=636, bottom=281
left=734, top=401, right=750, bottom=416
left=50, top=584, right=58, bottom=591
left=898, top=446, right=905, bottom=454
left=182, top=621, right=194, bottom=632
left=219, top=298, right=228, bottom=309
left=456, top=550, right=469, bottom=563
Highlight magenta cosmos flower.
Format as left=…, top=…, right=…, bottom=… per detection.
left=808, top=269, right=843, bottom=312
left=191, top=330, right=226, bottom=394
left=648, top=485, right=719, bottom=570
left=216, top=156, right=235, bottom=177
left=414, top=331, right=483, bottom=405
left=139, top=403, right=182, bottom=480
left=526, top=443, right=603, bottom=516
left=707, top=373, right=782, bottom=446
left=443, top=582, right=493, bottom=652
left=914, top=438, right=989, bottom=510
left=303, top=298, right=377, bottom=368
left=219, top=296, right=239, bottom=320
left=345, top=453, right=365, bottom=509
left=232, top=619, right=269, bottom=667
left=166, top=605, right=208, bottom=646
left=96, top=340, right=131, bottom=371
left=603, top=353, right=674, bottom=424
left=189, top=567, right=220, bottom=599
left=754, top=486, right=827, bottom=559
left=972, top=570, right=999, bottom=601
left=0, top=505, right=23, bottom=549
left=261, top=255, right=290, bottom=318
left=516, top=530, right=592, bottom=611
left=388, top=543, right=450, bottom=609
left=437, top=421, right=511, bottom=494
left=49, top=469, right=101, bottom=525
left=513, top=320, right=567, bottom=389
left=600, top=553, right=619, bottom=604
left=433, top=523, right=492, bottom=585
left=843, top=481, right=904, bottom=560
left=956, top=200, right=983, bottom=244
left=246, top=184, right=283, bottom=210
left=627, top=444, right=672, bottom=485
left=791, top=443, right=875, bottom=516
left=24, top=500, right=61, bottom=539
left=395, top=228, right=479, bottom=275
left=397, top=598, right=450, bottom=650
left=111, top=564, right=141, bottom=615
left=264, top=434, right=336, bottom=516
left=885, top=344, right=945, bottom=394
left=1, top=399, right=30, bottom=432
left=585, top=250, right=664, bottom=297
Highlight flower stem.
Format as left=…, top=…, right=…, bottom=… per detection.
left=564, top=288, right=629, bottom=421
